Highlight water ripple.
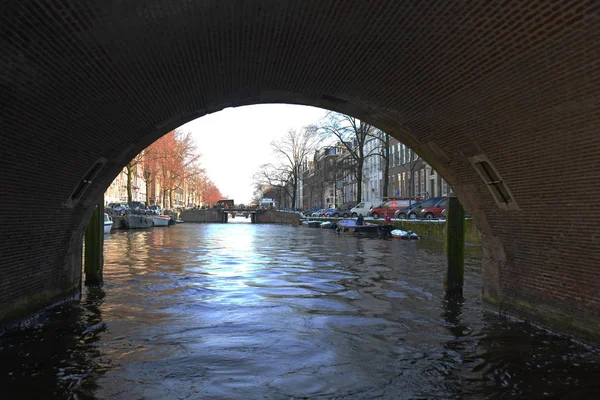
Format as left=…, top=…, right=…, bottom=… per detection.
left=0, top=223, right=598, bottom=399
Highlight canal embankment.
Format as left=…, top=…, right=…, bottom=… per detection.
left=301, top=217, right=481, bottom=244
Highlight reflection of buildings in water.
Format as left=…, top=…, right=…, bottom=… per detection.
left=151, top=226, right=167, bottom=248
left=115, top=231, right=152, bottom=275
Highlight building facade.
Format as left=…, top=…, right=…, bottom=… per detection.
left=104, top=164, right=148, bottom=205
left=300, top=133, right=449, bottom=210
left=104, top=164, right=195, bottom=209
left=387, top=136, right=449, bottom=200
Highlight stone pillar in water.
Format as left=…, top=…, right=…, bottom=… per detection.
left=445, top=192, right=465, bottom=295
left=84, top=199, right=104, bottom=285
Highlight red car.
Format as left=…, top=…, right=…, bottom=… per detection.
left=368, top=199, right=419, bottom=219
left=419, top=197, right=448, bottom=220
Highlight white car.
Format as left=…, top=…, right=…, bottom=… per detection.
left=350, top=201, right=380, bottom=217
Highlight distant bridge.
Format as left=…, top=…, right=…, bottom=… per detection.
left=180, top=209, right=299, bottom=224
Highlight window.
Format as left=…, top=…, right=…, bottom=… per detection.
left=400, top=144, right=405, bottom=164
left=441, top=180, right=448, bottom=196
left=401, top=172, right=406, bottom=195
left=413, top=172, right=419, bottom=196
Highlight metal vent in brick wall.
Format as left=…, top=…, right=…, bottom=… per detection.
left=65, top=159, right=106, bottom=207
left=469, top=155, right=519, bottom=211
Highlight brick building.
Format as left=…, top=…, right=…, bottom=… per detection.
left=301, top=133, right=450, bottom=209
left=388, top=137, right=449, bottom=200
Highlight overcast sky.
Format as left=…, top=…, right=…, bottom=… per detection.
left=182, top=104, right=328, bottom=204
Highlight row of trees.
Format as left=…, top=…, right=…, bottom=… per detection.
left=252, top=112, right=420, bottom=209
left=125, top=129, right=223, bottom=209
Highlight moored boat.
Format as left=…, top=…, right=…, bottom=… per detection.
left=124, top=214, right=153, bottom=229
left=336, top=219, right=392, bottom=236
left=302, top=220, right=322, bottom=227
left=152, top=215, right=171, bottom=227
left=390, top=229, right=420, bottom=240
left=103, top=213, right=113, bottom=234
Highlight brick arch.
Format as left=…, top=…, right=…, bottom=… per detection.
left=1, top=0, right=598, bottom=340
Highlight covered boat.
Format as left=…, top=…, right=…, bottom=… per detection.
left=302, top=220, right=322, bottom=228
left=320, top=221, right=337, bottom=229
left=336, top=219, right=392, bottom=236
left=390, top=229, right=420, bottom=240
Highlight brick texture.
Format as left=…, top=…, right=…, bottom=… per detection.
left=0, top=0, right=598, bottom=337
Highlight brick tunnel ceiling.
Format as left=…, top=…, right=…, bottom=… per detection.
left=4, top=0, right=593, bottom=156
left=1, top=0, right=597, bottom=214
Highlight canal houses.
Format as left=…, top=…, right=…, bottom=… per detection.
left=299, top=134, right=449, bottom=211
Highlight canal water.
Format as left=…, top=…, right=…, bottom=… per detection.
left=1, top=221, right=599, bottom=399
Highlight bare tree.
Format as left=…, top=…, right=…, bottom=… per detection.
left=124, top=152, right=146, bottom=203
left=183, top=160, right=206, bottom=207
left=371, top=129, right=390, bottom=198
left=404, top=147, right=422, bottom=200
left=251, top=183, right=280, bottom=207
left=253, top=126, right=322, bottom=209
left=253, top=163, right=290, bottom=204
left=318, top=112, right=380, bottom=203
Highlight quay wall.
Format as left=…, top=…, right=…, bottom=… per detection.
left=303, top=218, right=481, bottom=244
left=255, top=210, right=301, bottom=225
left=382, top=219, right=480, bottom=244
left=180, top=209, right=227, bottom=223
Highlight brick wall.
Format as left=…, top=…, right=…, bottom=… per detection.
left=0, top=0, right=598, bottom=339
left=255, top=211, right=301, bottom=225
left=180, top=209, right=227, bottom=223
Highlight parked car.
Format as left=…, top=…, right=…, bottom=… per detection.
left=332, top=202, right=356, bottom=217
left=311, top=209, right=325, bottom=217
left=305, top=208, right=321, bottom=217
left=128, top=201, right=148, bottom=214
left=393, top=201, right=424, bottom=219
left=393, top=197, right=444, bottom=219
left=350, top=201, right=380, bottom=217
left=419, top=197, right=448, bottom=220
left=369, top=199, right=419, bottom=219
left=321, top=208, right=336, bottom=217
